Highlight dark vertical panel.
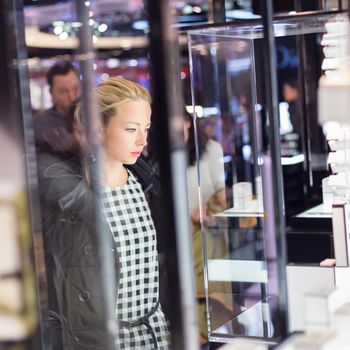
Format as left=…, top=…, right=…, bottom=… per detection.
left=0, top=0, right=47, bottom=349
left=74, top=2, right=117, bottom=349
left=297, top=33, right=323, bottom=191
left=208, top=0, right=226, bottom=23
left=260, top=0, right=289, bottom=338
left=0, top=1, right=20, bottom=136
left=147, top=0, right=199, bottom=349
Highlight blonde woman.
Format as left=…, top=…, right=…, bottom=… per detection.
left=38, top=78, right=169, bottom=349
left=88, top=78, right=169, bottom=349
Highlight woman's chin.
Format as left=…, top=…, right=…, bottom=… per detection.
left=124, top=158, right=138, bottom=165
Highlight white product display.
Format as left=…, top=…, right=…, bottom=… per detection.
left=318, top=30, right=350, bottom=202
left=322, top=177, right=334, bottom=212
left=304, top=287, right=350, bottom=331
left=279, top=16, right=350, bottom=350
left=325, top=21, right=350, bottom=34
left=277, top=287, right=350, bottom=349
left=295, top=203, right=332, bottom=217
left=276, top=331, right=335, bottom=350
left=233, top=181, right=253, bottom=209
left=318, top=71, right=350, bottom=125
left=327, top=149, right=350, bottom=165
left=322, top=21, right=350, bottom=71
left=322, top=127, right=350, bottom=203
left=323, top=179, right=350, bottom=210
left=333, top=303, right=350, bottom=333
left=328, top=139, right=350, bottom=152
left=318, top=19, right=350, bottom=124
left=277, top=286, right=350, bottom=349
left=286, top=265, right=335, bottom=332
left=304, top=288, right=334, bottom=330
left=332, top=203, right=350, bottom=267
left=219, top=340, right=267, bottom=350
left=322, top=57, right=341, bottom=70
left=318, top=297, right=350, bottom=349
left=327, top=150, right=350, bottom=174
left=207, top=259, right=267, bottom=283
left=328, top=173, right=350, bottom=188
left=323, top=45, right=347, bottom=59
left=330, top=163, right=350, bottom=174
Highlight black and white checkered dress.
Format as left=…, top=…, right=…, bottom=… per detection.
left=101, top=170, right=169, bottom=350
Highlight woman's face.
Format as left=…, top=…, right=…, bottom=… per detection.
left=103, top=99, right=151, bottom=164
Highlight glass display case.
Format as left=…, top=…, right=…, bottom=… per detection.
left=187, top=11, right=347, bottom=345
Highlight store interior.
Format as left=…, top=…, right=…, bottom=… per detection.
left=1, top=0, right=350, bottom=349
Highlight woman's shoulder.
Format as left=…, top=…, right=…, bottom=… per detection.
left=205, top=139, right=223, bottom=157
left=127, top=157, right=161, bottom=196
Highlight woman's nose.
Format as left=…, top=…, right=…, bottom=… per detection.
left=136, top=131, right=147, bottom=146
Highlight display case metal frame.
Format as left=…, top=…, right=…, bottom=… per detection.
left=187, top=8, right=347, bottom=346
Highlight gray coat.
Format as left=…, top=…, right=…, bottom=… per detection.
left=37, top=152, right=161, bottom=349
left=37, top=152, right=117, bottom=350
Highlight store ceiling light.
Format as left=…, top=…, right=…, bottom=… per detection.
left=132, top=20, right=148, bottom=31
left=98, top=23, right=108, bottom=32
left=106, top=58, right=120, bottom=68
left=127, top=59, right=138, bottom=67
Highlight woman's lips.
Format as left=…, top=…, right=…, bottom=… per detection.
left=131, top=151, right=142, bottom=157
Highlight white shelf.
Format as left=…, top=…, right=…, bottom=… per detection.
left=295, top=203, right=332, bottom=219
left=214, top=199, right=264, bottom=218
left=208, top=259, right=268, bottom=283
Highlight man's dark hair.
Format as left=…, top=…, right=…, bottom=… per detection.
left=284, top=79, right=299, bottom=91
left=47, top=61, right=79, bottom=88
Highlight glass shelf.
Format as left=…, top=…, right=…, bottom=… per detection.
left=187, top=10, right=346, bottom=345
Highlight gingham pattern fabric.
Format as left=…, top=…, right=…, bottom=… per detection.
left=101, top=170, right=169, bottom=349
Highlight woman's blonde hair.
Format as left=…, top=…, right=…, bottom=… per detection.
left=75, top=77, right=151, bottom=127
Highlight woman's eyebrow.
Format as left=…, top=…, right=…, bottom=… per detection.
left=124, top=122, right=140, bottom=126
left=124, top=122, right=151, bottom=127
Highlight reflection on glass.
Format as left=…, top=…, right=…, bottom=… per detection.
left=187, top=12, right=347, bottom=345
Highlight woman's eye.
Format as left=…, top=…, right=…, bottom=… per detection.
left=126, top=128, right=136, bottom=133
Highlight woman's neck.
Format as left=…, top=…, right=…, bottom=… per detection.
left=101, top=153, right=128, bottom=188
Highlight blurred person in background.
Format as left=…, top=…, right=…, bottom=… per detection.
left=33, top=61, right=81, bottom=156
left=282, top=79, right=302, bottom=137
left=184, top=111, right=232, bottom=345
